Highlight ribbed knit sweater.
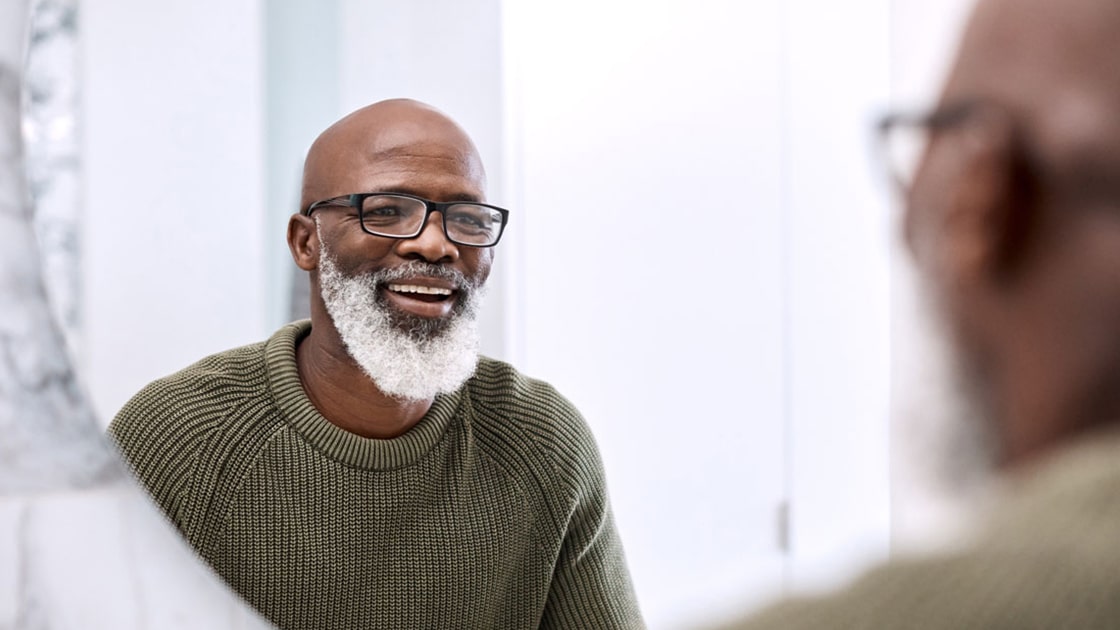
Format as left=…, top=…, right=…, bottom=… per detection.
left=713, top=429, right=1120, bottom=630
left=109, top=321, right=644, bottom=629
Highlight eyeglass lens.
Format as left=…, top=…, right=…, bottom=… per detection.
left=883, top=121, right=931, bottom=193
left=360, top=194, right=505, bottom=246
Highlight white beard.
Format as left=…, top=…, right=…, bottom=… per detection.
left=316, top=240, right=485, bottom=402
left=917, top=292, right=999, bottom=496
left=893, top=269, right=1002, bottom=550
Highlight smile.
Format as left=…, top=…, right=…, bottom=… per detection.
left=387, top=283, right=454, bottom=297
left=381, top=280, right=459, bottom=317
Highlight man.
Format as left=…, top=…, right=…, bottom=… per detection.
left=109, top=99, right=644, bottom=629
left=715, top=0, right=1120, bottom=627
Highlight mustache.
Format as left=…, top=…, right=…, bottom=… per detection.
left=367, top=261, right=478, bottom=292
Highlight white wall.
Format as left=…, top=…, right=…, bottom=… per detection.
left=783, top=0, right=892, bottom=594
left=503, top=0, right=892, bottom=624
left=505, top=3, right=790, bottom=624
left=81, top=0, right=268, bottom=423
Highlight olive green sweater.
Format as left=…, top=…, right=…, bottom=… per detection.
left=109, top=321, right=643, bottom=629
left=713, top=429, right=1120, bottom=630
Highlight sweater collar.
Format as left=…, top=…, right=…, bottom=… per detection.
left=264, top=320, right=463, bottom=470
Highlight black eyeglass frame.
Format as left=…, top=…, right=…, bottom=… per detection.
left=304, top=192, right=510, bottom=248
left=874, top=99, right=989, bottom=194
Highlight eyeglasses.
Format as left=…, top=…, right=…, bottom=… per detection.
left=875, top=100, right=988, bottom=196
left=305, top=192, right=510, bottom=247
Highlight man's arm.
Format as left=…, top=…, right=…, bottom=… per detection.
left=467, top=360, right=646, bottom=628
left=540, top=492, right=644, bottom=629
left=107, top=376, right=212, bottom=530
left=538, top=432, right=645, bottom=629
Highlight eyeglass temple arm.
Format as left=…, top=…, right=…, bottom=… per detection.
left=303, top=195, right=355, bottom=216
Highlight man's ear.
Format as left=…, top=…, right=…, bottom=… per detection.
left=288, top=214, right=319, bottom=271
left=943, top=118, right=1033, bottom=285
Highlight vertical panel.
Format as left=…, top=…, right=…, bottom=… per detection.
left=264, top=0, right=340, bottom=328
left=507, top=1, right=789, bottom=626
left=82, top=0, right=268, bottom=423
left=783, top=0, right=893, bottom=592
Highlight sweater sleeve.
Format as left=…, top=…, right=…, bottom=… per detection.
left=536, top=408, right=645, bottom=629
left=539, top=482, right=645, bottom=628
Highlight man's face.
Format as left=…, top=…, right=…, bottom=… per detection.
left=311, top=142, right=495, bottom=331
left=299, top=109, right=498, bottom=399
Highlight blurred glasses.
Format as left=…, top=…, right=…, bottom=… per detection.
left=875, top=100, right=983, bottom=197
left=305, top=192, right=510, bottom=247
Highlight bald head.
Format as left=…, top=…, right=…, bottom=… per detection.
left=300, top=99, right=487, bottom=211
left=945, top=0, right=1120, bottom=185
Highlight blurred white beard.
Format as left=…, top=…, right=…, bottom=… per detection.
left=893, top=267, right=1002, bottom=550
left=316, top=240, right=485, bottom=402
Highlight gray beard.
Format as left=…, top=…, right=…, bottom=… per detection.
left=317, top=243, right=485, bottom=402
left=915, top=283, right=999, bottom=495
left=893, top=274, right=1003, bottom=549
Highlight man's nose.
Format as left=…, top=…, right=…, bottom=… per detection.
left=395, top=211, right=459, bottom=263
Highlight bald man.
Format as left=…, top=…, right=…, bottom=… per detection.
left=109, top=100, right=644, bottom=630
left=713, top=0, right=1120, bottom=628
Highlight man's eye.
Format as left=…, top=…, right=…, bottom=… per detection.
left=449, top=212, right=486, bottom=228
left=368, top=205, right=403, bottom=216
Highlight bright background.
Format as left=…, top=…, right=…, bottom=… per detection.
left=75, top=1, right=972, bottom=627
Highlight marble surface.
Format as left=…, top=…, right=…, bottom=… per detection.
left=0, top=0, right=110, bottom=496
left=24, top=0, right=82, bottom=361
left=1, top=0, right=271, bottom=626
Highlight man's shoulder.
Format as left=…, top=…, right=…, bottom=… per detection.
left=465, top=357, right=603, bottom=476
left=716, top=440, right=1120, bottom=630
left=724, top=534, right=1120, bottom=629
left=106, top=334, right=286, bottom=524
left=108, top=337, right=275, bottom=447
left=468, top=357, right=587, bottom=431
left=125, top=340, right=270, bottom=411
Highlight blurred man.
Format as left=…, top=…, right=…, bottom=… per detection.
left=109, top=99, right=643, bottom=629
left=717, top=0, right=1120, bottom=627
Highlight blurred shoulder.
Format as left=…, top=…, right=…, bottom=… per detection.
left=709, top=538, right=1120, bottom=630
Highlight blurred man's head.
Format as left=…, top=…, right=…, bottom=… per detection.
left=902, top=0, right=1120, bottom=473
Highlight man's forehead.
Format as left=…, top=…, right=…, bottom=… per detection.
left=328, top=138, right=485, bottom=187
left=349, top=137, right=482, bottom=172
left=941, top=0, right=1034, bottom=100
left=342, top=153, right=487, bottom=198
left=303, top=101, right=487, bottom=204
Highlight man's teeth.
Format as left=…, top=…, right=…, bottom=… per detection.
left=387, top=283, right=453, bottom=296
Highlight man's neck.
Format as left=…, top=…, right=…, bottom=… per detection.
left=295, top=329, right=433, bottom=439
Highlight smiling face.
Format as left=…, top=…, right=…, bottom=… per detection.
left=288, top=100, right=497, bottom=397
left=299, top=100, right=494, bottom=325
